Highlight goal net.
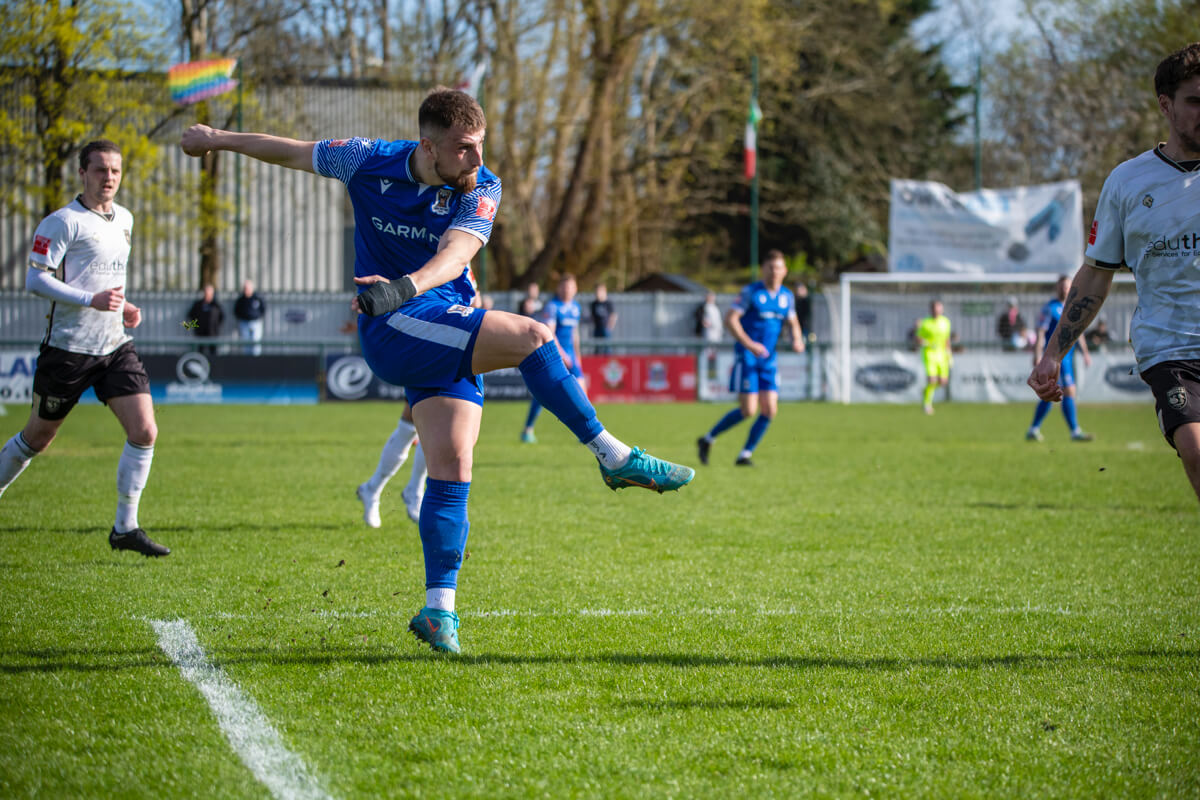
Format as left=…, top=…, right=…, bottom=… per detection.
left=827, top=271, right=1147, bottom=404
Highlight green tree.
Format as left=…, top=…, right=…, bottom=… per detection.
left=0, top=0, right=165, bottom=219
left=681, top=0, right=968, bottom=281
left=985, top=0, right=1197, bottom=221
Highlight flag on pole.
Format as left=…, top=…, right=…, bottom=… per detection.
left=168, top=59, right=239, bottom=106
left=743, top=98, right=763, bottom=180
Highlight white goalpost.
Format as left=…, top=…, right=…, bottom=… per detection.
left=831, top=271, right=1144, bottom=404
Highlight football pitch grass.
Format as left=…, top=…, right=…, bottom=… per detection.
left=0, top=400, right=1197, bottom=798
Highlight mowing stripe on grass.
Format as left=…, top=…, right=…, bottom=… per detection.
left=208, top=604, right=1081, bottom=621
left=150, top=619, right=335, bottom=800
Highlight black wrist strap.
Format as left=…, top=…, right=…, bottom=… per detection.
left=358, top=275, right=417, bottom=316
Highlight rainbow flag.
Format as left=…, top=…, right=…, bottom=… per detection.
left=168, top=59, right=238, bottom=105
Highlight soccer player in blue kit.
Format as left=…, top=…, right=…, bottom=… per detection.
left=696, top=249, right=803, bottom=466
left=1026, top=275, right=1093, bottom=442
left=181, top=89, right=693, bottom=654
left=521, top=273, right=586, bottom=443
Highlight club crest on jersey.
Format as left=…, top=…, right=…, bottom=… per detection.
left=1167, top=385, right=1188, bottom=410
left=432, top=188, right=454, bottom=215
left=1142, top=194, right=1154, bottom=209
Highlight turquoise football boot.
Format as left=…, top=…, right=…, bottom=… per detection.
left=409, top=607, right=461, bottom=654
left=599, top=447, right=695, bottom=493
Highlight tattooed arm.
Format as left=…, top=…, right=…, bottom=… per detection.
left=1027, top=265, right=1114, bottom=401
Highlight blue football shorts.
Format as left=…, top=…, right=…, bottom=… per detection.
left=729, top=348, right=778, bottom=394
left=1059, top=351, right=1076, bottom=388
left=359, top=294, right=486, bottom=407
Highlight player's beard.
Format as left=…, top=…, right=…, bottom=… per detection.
left=436, top=160, right=478, bottom=193
left=1177, top=127, right=1200, bottom=158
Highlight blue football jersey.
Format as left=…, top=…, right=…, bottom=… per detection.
left=1038, top=298, right=1077, bottom=357
left=731, top=281, right=795, bottom=356
left=313, top=137, right=502, bottom=306
left=542, top=297, right=581, bottom=360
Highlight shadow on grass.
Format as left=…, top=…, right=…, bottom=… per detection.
left=2, top=644, right=1196, bottom=675
left=0, top=523, right=348, bottom=535
left=967, top=500, right=1187, bottom=513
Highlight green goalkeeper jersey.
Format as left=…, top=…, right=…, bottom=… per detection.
left=917, top=314, right=951, bottom=354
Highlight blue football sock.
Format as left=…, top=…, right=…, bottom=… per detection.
left=1030, top=400, right=1051, bottom=429
left=707, top=408, right=746, bottom=439
left=519, top=342, right=603, bottom=443
left=419, top=479, right=470, bottom=590
left=524, top=399, right=543, bottom=430
left=742, top=415, right=772, bottom=454
left=1062, top=396, right=1079, bottom=432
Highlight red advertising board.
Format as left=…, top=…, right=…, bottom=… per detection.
left=580, top=355, right=697, bottom=403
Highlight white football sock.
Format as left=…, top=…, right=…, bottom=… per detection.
left=365, top=419, right=416, bottom=496
left=404, top=442, right=427, bottom=498
left=115, top=441, right=154, bottom=533
left=0, top=433, right=37, bottom=498
left=426, top=587, right=455, bottom=611
left=585, top=430, right=633, bottom=469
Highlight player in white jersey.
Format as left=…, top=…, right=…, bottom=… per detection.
left=1029, top=42, right=1200, bottom=503
left=0, top=141, right=168, bottom=555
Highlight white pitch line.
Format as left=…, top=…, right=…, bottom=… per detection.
left=150, top=619, right=334, bottom=800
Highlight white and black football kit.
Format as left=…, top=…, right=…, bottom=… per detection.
left=27, top=196, right=150, bottom=420
left=1085, top=146, right=1200, bottom=444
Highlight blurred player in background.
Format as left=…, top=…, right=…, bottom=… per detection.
left=357, top=400, right=427, bottom=528
left=182, top=88, right=693, bottom=655
left=1026, top=275, right=1093, bottom=442
left=696, top=249, right=803, bottom=467
left=1030, top=42, right=1200, bottom=501
left=521, top=273, right=585, bottom=443
left=0, top=140, right=168, bottom=556
left=916, top=300, right=952, bottom=414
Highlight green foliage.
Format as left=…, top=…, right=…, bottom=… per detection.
left=0, top=401, right=1197, bottom=797
left=0, top=0, right=165, bottom=217
left=679, top=0, right=969, bottom=279
left=985, top=0, right=1196, bottom=214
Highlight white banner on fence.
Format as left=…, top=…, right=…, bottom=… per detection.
left=828, top=349, right=1152, bottom=404
left=888, top=179, right=1084, bottom=274
left=0, top=351, right=37, bottom=406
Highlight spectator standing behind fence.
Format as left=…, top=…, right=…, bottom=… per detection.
left=590, top=283, right=616, bottom=355
left=233, top=279, right=266, bottom=355
left=695, top=291, right=722, bottom=342
left=794, top=282, right=813, bottom=342
left=1085, top=320, right=1113, bottom=352
left=996, top=297, right=1027, bottom=350
left=186, top=284, right=223, bottom=356
left=518, top=281, right=542, bottom=317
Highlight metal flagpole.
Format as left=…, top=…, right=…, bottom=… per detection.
left=750, top=54, right=760, bottom=280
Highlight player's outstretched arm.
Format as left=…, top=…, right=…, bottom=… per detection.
left=181, top=124, right=316, bottom=173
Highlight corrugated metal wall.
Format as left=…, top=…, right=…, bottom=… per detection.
left=0, top=79, right=421, bottom=294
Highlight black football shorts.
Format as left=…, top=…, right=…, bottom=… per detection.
left=32, top=342, right=151, bottom=421
left=1140, top=359, right=1200, bottom=450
